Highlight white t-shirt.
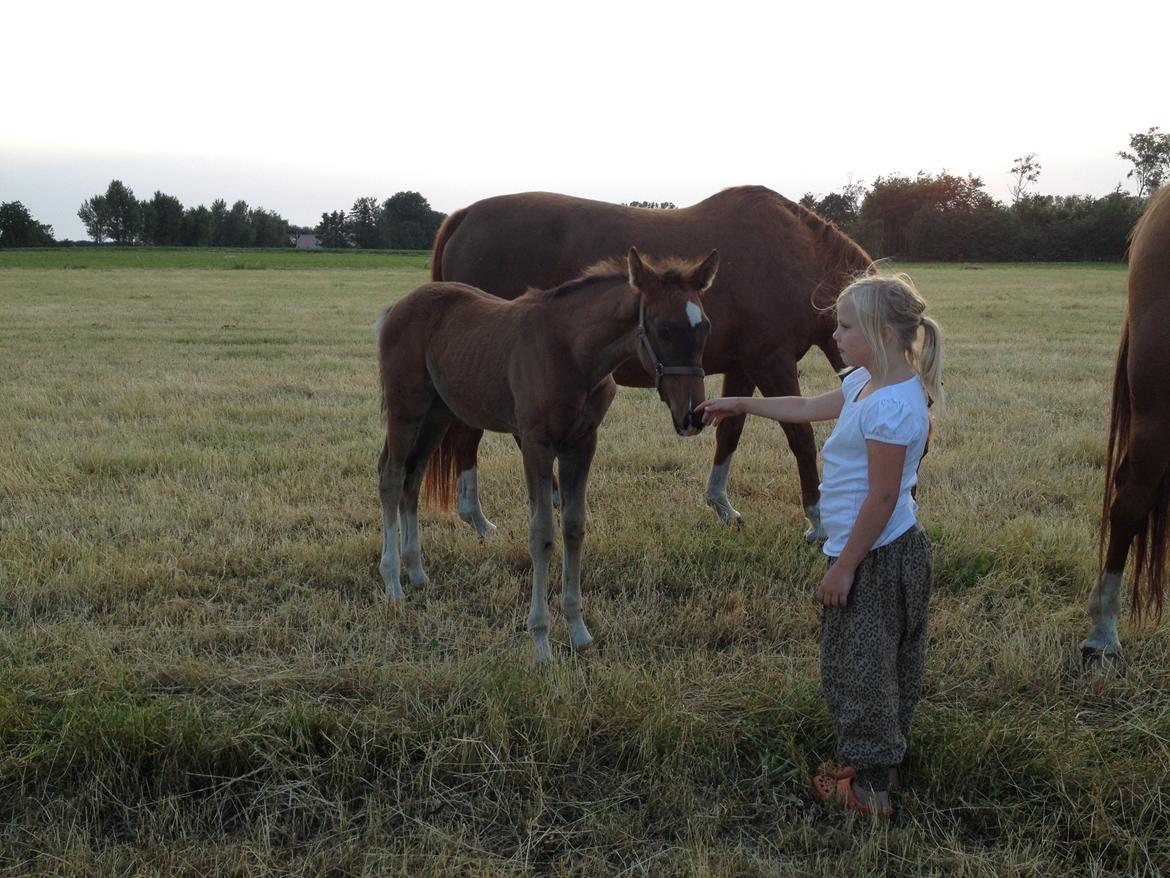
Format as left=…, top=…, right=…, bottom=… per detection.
left=820, top=367, right=931, bottom=557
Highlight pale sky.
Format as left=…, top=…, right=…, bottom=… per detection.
left=3, top=0, right=1166, bottom=241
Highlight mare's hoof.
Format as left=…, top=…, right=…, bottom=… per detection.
left=1080, top=646, right=1124, bottom=673
left=573, top=639, right=600, bottom=658
left=706, top=496, right=744, bottom=527
left=804, top=524, right=828, bottom=543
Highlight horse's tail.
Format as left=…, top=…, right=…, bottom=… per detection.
left=1098, top=323, right=1167, bottom=622
left=423, top=429, right=457, bottom=511
left=430, top=206, right=468, bottom=282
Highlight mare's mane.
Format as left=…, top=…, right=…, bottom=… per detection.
left=1129, top=185, right=1170, bottom=257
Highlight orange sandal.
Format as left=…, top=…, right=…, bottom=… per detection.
left=817, top=762, right=902, bottom=793
left=812, top=770, right=893, bottom=819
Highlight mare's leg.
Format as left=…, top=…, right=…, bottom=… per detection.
left=705, top=370, right=755, bottom=527
left=521, top=438, right=558, bottom=665
left=448, top=421, right=497, bottom=538
left=399, top=407, right=453, bottom=590
left=753, top=357, right=826, bottom=541
left=1082, top=418, right=1170, bottom=662
left=557, top=433, right=599, bottom=654
left=380, top=415, right=424, bottom=600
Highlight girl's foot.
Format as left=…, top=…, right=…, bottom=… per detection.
left=811, top=770, right=893, bottom=819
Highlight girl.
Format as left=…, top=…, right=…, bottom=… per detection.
left=695, top=272, right=943, bottom=819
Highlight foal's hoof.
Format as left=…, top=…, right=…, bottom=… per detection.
left=383, top=584, right=406, bottom=601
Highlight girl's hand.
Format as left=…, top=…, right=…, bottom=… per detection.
left=817, top=564, right=855, bottom=608
left=694, top=397, right=744, bottom=427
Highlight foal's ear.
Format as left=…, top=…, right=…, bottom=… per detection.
left=627, top=246, right=647, bottom=290
left=689, top=249, right=719, bottom=293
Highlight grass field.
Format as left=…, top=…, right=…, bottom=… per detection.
left=1, top=255, right=1167, bottom=876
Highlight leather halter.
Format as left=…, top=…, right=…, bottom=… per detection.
left=637, top=295, right=706, bottom=391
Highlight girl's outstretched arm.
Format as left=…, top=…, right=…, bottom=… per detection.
left=695, top=388, right=844, bottom=427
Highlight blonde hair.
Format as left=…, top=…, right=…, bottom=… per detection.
left=838, top=272, right=945, bottom=414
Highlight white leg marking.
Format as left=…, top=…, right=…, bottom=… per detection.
left=1082, top=572, right=1122, bottom=656
left=457, top=468, right=497, bottom=539
left=705, top=460, right=743, bottom=526
left=379, top=508, right=405, bottom=600
left=804, top=503, right=827, bottom=543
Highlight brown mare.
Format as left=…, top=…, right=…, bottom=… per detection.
left=1082, top=184, right=1170, bottom=664
left=377, top=248, right=719, bottom=664
left=429, top=186, right=872, bottom=540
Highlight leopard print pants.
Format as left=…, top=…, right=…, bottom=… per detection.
left=821, top=523, right=933, bottom=790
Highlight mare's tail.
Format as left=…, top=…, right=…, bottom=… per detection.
left=423, top=429, right=458, bottom=511
left=1099, top=323, right=1168, bottom=622
left=430, top=206, right=468, bottom=282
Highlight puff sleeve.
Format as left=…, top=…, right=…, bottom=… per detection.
left=859, top=397, right=922, bottom=446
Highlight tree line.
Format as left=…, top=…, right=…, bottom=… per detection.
left=73, top=180, right=294, bottom=247
left=313, top=193, right=446, bottom=249
left=801, top=128, right=1170, bottom=261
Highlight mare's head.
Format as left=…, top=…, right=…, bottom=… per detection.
left=627, top=247, right=719, bottom=436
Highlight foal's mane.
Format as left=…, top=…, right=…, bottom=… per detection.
left=522, top=254, right=701, bottom=300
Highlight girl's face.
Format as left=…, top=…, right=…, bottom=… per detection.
left=833, top=297, right=873, bottom=369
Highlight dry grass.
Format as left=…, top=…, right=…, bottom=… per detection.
left=0, top=261, right=1167, bottom=876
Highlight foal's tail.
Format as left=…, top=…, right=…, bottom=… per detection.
left=1099, top=323, right=1168, bottom=622
left=430, top=206, right=468, bottom=282
left=423, top=430, right=458, bottom=511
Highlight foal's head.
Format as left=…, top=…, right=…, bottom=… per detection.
left=627, top=247, right=719, bottom=437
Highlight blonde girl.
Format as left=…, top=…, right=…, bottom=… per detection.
left=696, top=272, right=943, bottom=819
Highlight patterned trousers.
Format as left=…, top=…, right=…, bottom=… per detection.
left=821, top=523, right=933, bottom=790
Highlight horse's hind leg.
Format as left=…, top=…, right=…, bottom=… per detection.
left=705, top=370, right=755, bottom=527
left=448, top=422, right=497, bottom=538
left=380, top=415, right=424, bottom=600
left=521, top=438, right=557, bottom=665
left=557, top=434, right=599, bottom=655
left=399, top=407, right=452, bottom=590
left=1083, top=418, right=1170, bottom=662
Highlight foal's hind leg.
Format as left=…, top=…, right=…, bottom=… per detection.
left=521, top=438, right=557, bottom=665
left=557, top=433, right=599, bottom=655
left=379, top=416, right=425, bottom=600
left=399, top=408, right=453, bottom=590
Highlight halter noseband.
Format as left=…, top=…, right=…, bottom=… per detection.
left=637, top=296, right=706, bottom=390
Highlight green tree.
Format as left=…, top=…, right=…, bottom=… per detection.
left=380, top=191, right=444, bottom=249
left=180, top=205, right=213, bottom=246
left=316, top=210, right=351, bottom=248
left=143, top=191, right=184, bottom=245
left=347, top=196, right=383, bottom=248
left=209, top=199, right=229, bottom=246
left=0, top=201, right=55, bottom=247
left=78, top=194, right=111, bottom=243
left=99, top=179, right=142, bottom=244
left=250, top=207, right=290, bottom=247
left=1118, top=127, right=1170, bottom=197
left=221, top=200, right=254, bottom=247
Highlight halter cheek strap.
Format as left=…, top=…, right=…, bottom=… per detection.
left=637, top=296, right=706, bottom=390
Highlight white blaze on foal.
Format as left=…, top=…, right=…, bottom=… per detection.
left=686, top=300, right=702, bottom=327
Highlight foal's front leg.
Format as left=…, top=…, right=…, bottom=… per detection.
left=522, top=439, right=557, bottom=665
left=557, top=434, right=598, bottom=655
